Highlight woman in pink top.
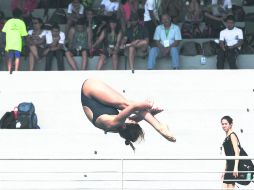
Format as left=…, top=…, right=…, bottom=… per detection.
left=120, top=0, right=140, bottom=32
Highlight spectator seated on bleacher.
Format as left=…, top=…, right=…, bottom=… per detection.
left=181, top=0, right=203, bottom=39
left=119, top=0, right=141, bottom=32
left=143, top=0, right=160, bottom=46
left=100, top=0, right=120, bottom=16
left=160, top=0, right=183, bottom=24
left=217, top=15, right=243, bottom=69
left=147, top=14, right=182, bottom=70
left=84, top=8, right=114, bottom=70
left=66, top=0, right=85, bottom=35
left=65, top=18, right=91, bottom=70
left=90, top=17, right=108, bottom=70
left=84, top=8, right=95, bottom=29
left=26, top=17, right=47, bottom=71
left=120, top=12, right=149, bottom=70
left=104, top=17, right=123, bottom=70
left=203, top=0, right=232, bottom=38
left=185, top=0, right=203, bottom=22
left=211, top=0, right=232, bottom=10
left=44, top=24, right=65, bottom=71
left=81, top=0, right=102, bottom=9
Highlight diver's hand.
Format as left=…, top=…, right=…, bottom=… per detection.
left=134, top=100, right=153, bottom=111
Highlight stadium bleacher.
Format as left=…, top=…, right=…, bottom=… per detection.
left=0, top=0, right=254, bottom=71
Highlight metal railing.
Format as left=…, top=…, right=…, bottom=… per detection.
left=0, top=157, right=253, bottom=190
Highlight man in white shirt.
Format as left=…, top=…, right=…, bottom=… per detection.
left=212, top=0, right=232, bottom=10
left=100, top=0, right=119, bottom=16
left=217, top=15, right=243, bottom=69
left=66, top=0, right=84, bottom=35
left=144, top=0, right=160, bottom=45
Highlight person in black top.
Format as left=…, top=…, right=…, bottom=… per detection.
left=81, top=78, right=176, bottom=151
left=85, top=8, right=108, bottom=70
left=104, top=17, right=122, bottom=70
left=120, top=12, right=149, bottom=70
left=221, top=116, right=240, bottom=189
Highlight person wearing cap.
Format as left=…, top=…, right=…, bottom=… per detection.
left=147, top=13, right=181, bottom=70
left=120, top=13, right=149, bottom=70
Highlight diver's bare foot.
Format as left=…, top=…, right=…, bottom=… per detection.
left=160, top=124, right=176, bottom=143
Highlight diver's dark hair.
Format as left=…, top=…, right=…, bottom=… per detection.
left=118, top=123, right=144, bottom=151
left=221, top=116, right=233, bottom=125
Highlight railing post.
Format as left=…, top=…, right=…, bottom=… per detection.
left=121, top=159, right=124, bottom=190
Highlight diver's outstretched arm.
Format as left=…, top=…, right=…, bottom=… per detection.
left=129, top=107, right=164, bottom=123
left=112, top=101, right=153, bottom=126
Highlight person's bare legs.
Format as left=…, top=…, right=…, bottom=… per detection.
left=83, top=79, right=133, bottom=109
left=29, top=46, right=40, bottom=71
left=65, top=19, right=73, bottom=36
left=14, top=58, right=20, bottom=71
left=30, top=45, right=39, bottom=59
left=96, top=54, right=106, bottom=70
left=112, top=53, right=118, bottom=70
left=136, top=40, right=148, bottom=50
left=65, top=51, right=77, bottom=70
left=7, top=57, right=12, bottom=72
left=128, top=40, right=148, bottom=70
left=222, top=183, right=235, bottom=190
left=128, top=46, right=136, bottom=70
left=81, top=50, right=87, bottom=70
left=29, top=52, right=35, bottom=71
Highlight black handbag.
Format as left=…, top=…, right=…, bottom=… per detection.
left=202, top=40, right=219, bottom=56
left=235, top=135, right=254, bottom=185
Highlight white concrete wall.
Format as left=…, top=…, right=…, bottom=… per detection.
left=0, top=70, right=254, bottom=189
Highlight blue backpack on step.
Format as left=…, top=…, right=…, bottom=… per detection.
left=17, top=102, right=40, bottom=129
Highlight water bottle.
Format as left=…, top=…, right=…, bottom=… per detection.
left=76, top=46, right=82, bottom=56
left=247, top=172, right=252, bottom=181
left=16, top=122, right=21, bottom=129
left=200, top=50, right=206, bottom=65
left=13, top=107, right=18, bottom=120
